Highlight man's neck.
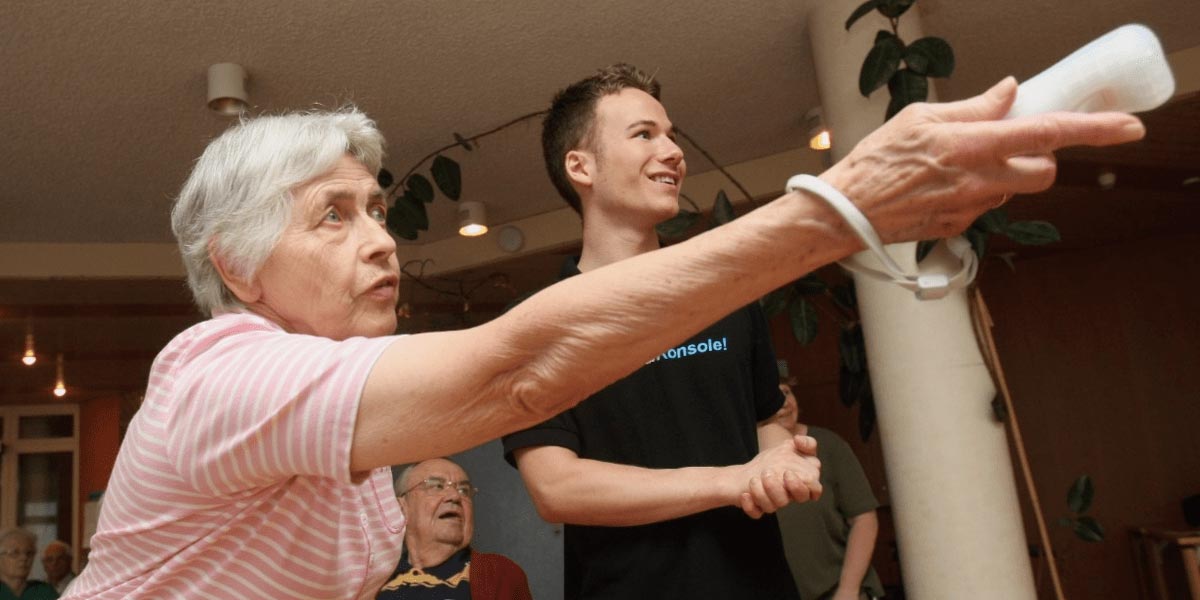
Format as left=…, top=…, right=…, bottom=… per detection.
left=576, top=207, right=662, bottom=272
left=0, top=575, right=25, bottom=594
left=404, top=538, right=462, bottom=571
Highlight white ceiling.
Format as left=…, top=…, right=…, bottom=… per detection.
left=3, top=0, right=1198, bottom=246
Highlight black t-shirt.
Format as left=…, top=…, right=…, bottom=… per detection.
left=502, top=300, right=798, bottom=600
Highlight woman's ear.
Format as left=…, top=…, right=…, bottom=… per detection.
left=209, top=242, right=261, bottom=304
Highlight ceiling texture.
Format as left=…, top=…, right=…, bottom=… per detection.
left=1, top=0, right=1198, bottom=402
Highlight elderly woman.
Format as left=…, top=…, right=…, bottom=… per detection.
left=65, top=80, right=1141, bottom=599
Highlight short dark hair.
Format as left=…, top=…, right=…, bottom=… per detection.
left=542, top=63, right=661, bottom=214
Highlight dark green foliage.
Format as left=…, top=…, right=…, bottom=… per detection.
left=1060, top=475, right=1105, bottom=543
left=905, top=37, right=954, bottom=77
left=1067, top=475, right=1095, bottom=514
left=387, top=193, right=428, bottom=240
left=789, top=298, right=818, bottom=345
left=377, top=168, right=394, bottom=189
left=847, top=0, right=952, bottom=122
left=406, top=174, right=434, bottom=204
left=860, top=35, right=905, bottom=96
left=886, top=68, right=928, bottom=119
left=430, top=155, right=462, bottom=201
left=655, top=209, right=700, bottom=239
left=712, top=190, right=735, bottom=225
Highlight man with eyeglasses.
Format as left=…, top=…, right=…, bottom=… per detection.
left=377, top=459, right=531, bottom=600
left=0, top=528, right=57, bottom=600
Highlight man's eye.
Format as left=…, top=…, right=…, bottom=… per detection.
left=635, top=130, right=651, bottom=139
left=369, top=205, right=387, bottom=223
left=323, top=210, right=342, bottom=223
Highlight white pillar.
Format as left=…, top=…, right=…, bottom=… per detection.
left=807, top=4, right=1037, bottom=598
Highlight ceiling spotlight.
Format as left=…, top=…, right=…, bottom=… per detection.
left=458, top=201, right=488, bottom=237
left=207, top=63, right=249, bottom=116
left=22, top=318, right=36, bottom=366
left=1097, top=169, right=1117, bottom=190
left=22, top=333, right=36, bottom=366
left=53, top=353, right=66, bottom=398
left=805, top=107, right=831, bottom=151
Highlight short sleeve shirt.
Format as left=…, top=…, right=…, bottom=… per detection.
left=65, top=312, right=405, bottom=600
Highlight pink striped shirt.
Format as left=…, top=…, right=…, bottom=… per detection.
left=66, top=312, right=406, bottom=599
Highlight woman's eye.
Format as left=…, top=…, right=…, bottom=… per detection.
left=323, top=210, right=342, bottom=223
left=369, top=205, right=387, bottom=223
left=635, top=130, right=651, bottom=140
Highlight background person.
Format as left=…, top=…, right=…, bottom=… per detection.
left=377, top=458, right=531, bottom=600
left=0, top=529, right=57, bottom=600
left=774, top=380, right=885, bottom=600
left=65, top=64, right=1143, bottom=599
left=38, top=542, right=73, bottom=595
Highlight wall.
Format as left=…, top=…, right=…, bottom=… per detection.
left=78, top=395, right=121, bottom=556
left=771, top=233, right=1200, bottom=598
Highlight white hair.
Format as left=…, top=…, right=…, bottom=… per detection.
left=0, top=527, right=36, bottom=548
left=172, top=107, right=386, bottom=315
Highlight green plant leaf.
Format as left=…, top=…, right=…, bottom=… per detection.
left=1004, top=220, right=1061, bottom=246
left=1073, top=516, right=1105, bottom=542
left=377, top=168, right=394, bottom=189
left=991, top=394, right=1009, bottom=422
left=906, top=37, right=955, bottom=78
left=974, top=208, right=1009, bottom=234
left=712, top=190, right=735, bottom=224
left=1067, top=475, right=1095, bottom=514
left=875, top=29, right=896, bottom=45
left=839, top=324, right=867, bottom=373
left=878, top=0, right=915, bottom=19
left=858, top=388, right=877, bottom=442
left=832, top=282, right=857, bottom=312
left=965, top=227, right=989, bottom=260
left=789, top=297, right=818, bottom=345
left=407, top=173, right=435, bottom=204
left=859, top=36, right=904, bottom=96
left=430, top=155, right=462, bottom=201
left=839, top=365, right=863, bottom=407
left=655, top=209, right=699, bottom=239
left=885, top=68, right=928, bottom=119
left=792, top=273, right=828, bottom=295
left=845, top=0, right=884, bottom=30
left=386, top=194, right=428, bottom=240
left=916, top=239, right=937, bottom=262
left=760, top=286, right=792, bottom=320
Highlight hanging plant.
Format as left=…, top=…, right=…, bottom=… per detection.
left=845, top=0, right=955, bottom=120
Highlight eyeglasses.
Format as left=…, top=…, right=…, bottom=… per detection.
left=0, top=550, right=35, bottom=559
left=399, top=476, right=478, bottom=499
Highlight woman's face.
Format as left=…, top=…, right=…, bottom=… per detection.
left=247, top=155, right=399, bottom=340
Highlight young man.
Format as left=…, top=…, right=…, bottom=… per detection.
left=502, top=64, right=813, bottom=599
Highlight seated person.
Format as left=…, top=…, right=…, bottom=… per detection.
left=0, top=528, right=57, bottom=600
left=774, top=380, right=885, bottom=600
left=40, top=541, right=74, bottom=595
left=378, top=459, right=531, bottom=600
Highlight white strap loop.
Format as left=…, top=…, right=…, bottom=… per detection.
left=785, top=174, right=977, bottom=300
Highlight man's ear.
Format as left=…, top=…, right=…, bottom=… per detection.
left=564, top=148, right=595, bottom=190
left=209, top=242, right=262, bottom=304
